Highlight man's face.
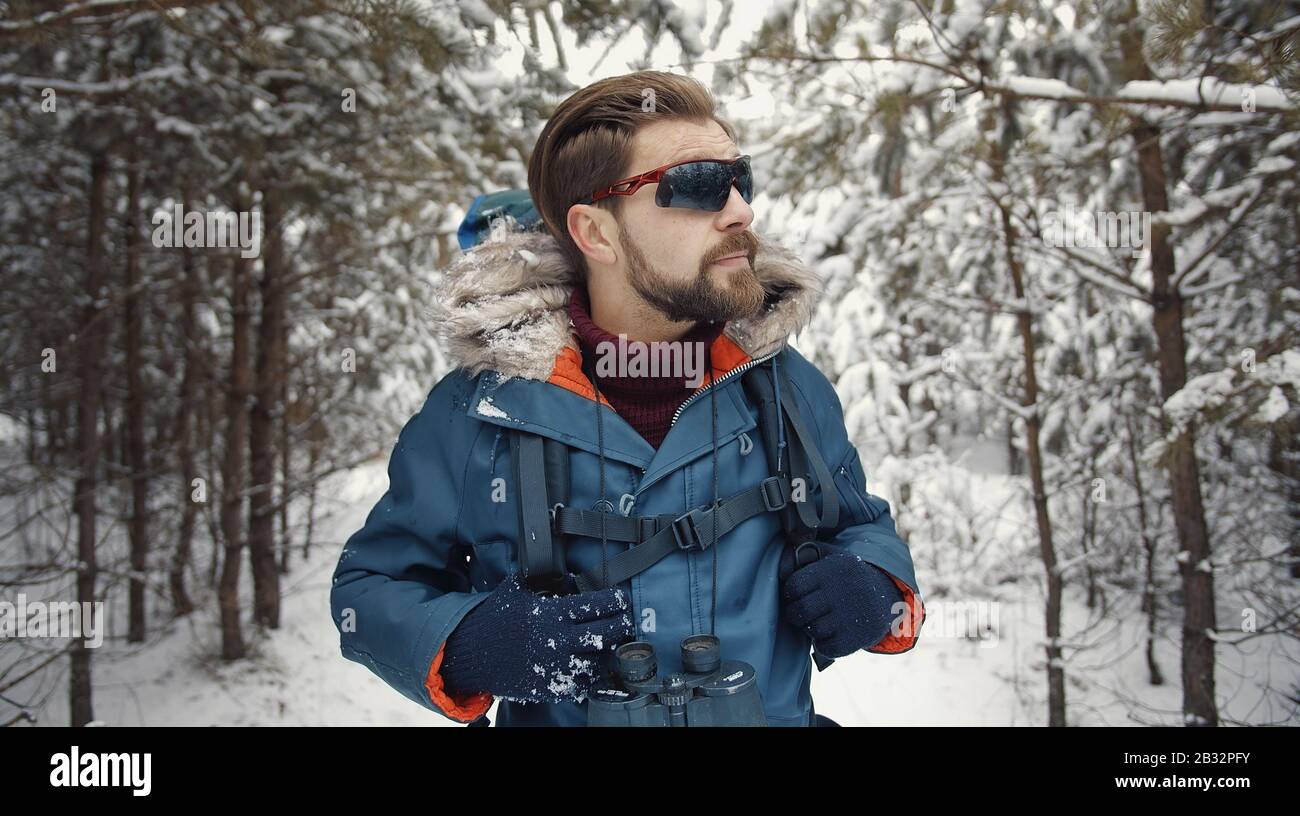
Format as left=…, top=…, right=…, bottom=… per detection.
left=600, top=118, right=766, bottom=324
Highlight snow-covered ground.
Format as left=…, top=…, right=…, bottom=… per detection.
left=14, top=453, right=1298, bottom=727
left=24, top=460, right=460, bottom=727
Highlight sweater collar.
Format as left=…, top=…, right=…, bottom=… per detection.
left=567, top=285, right=727, bottom=395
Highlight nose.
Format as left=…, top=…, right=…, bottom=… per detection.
left=714, top=182, right=754, bottom=233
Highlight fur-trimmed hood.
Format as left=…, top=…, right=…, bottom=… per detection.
left=429, top=227, right=824, bottom=383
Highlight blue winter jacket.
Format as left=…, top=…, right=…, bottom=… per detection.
left=329, top=223, right=926, bottom=727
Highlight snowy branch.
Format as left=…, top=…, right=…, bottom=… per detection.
left=733, top=53, right=1297, bottom=114
left=0, top=0, right=218, bottom=38
left=1022, top=238, right=1150, bottom=303
left=0, top=65, right=185, bottom=95
left=1175, top=179, right=1276, bottom=291
left=979, top=76, right=1297, bottom=115
left=943, top=365, right=1038, bottom=422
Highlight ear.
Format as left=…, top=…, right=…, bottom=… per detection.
left=566, top=203, right=619, bottom=267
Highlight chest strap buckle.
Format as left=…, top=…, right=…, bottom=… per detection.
left=671, top=507, right=709, bottom=551
left=760, top=476, right=788, bottom=511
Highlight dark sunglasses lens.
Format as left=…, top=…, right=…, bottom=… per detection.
left=735, top=156, right=753, bottom=203
left=659, top=160, right=735, bottom=211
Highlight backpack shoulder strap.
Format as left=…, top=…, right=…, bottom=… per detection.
left=741, top=359, right=839, bottom=539
left=743, top=358, right=840, bottom=672
left=509, top=429, right=568, bottom=594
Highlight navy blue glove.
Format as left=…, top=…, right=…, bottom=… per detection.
left=778, top=545, right=905, bottom=659
left=440, top=573, right=636, bottom=704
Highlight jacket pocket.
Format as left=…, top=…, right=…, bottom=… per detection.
left=468, top=539, right=515, bottom=590
left=833, top=446, right=883, bottom=528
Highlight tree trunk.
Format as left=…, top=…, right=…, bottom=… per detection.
left=101, top=398, right=115, bottom=474
left=278, top=320, right=292, bottom=575
left=70, top=147, right=109, bottom=726
left=302, top=418, right=324, bottom=562
left=204, top=256, right=222, bottom=591
left=123, top=154, right=149, bottom=643
left=1121, top=18, right=1218, bottom=724
left=220, top=250, right=253, bottom=661
left=1006, top=419, right=1022, bottom=476
left=1127, top=411, right=1165, bottom=687
left=170, top=199, right=199, bottom=617
left=1081, top=453, right=1101, bottom=612
left=248, top=191, right=285, bottom=628
left=993, top=123, right=1065, bottom=726
left=1270, top=413, right=1300, bottom=579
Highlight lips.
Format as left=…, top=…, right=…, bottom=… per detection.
left=716, top=251, right=748, bottom=262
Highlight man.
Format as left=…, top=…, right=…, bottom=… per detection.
left=330, top=70, right=925, bottom=727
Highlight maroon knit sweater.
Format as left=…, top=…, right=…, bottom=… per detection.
left=568, top=286, right=726, bottom=449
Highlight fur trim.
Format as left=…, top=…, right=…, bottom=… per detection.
left=429, top=226, right=823, bottom=382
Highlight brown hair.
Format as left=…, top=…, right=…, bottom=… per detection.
left=527, top=70, right=738, bottom=281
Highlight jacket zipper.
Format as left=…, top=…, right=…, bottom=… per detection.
left=837, top=461, right=879, bottom=524
left=668, top=346, right=784, bottom=430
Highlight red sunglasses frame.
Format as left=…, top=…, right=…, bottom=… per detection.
left=576, top=154, right=751, bottom=206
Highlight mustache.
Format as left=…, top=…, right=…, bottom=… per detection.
left=706, top=232, right=759, bottom=265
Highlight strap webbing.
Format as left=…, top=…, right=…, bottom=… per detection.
left=742, top=362, right=839, bottom=535
left=511, top=431, right=564, bottom=590
left=512, top=357, right=839, bottom=597
left=778, top=374, right=839, bottom=531
left=743, top=360, right=840, bottom=673
left=569, top=476, right=791, bottom=592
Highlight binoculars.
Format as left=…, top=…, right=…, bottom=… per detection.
left=587, top=634, right=767, bottom=726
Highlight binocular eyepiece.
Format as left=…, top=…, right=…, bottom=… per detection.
left=613, top=634, right=721, bottom=682
left=588, top=634, right=768, bottom=727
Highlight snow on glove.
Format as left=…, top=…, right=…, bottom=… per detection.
left=439, top=572, right=636, bottom=705
left=777, top=545, right=905, bottom=659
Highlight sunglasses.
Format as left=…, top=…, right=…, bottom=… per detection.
left=577, top=154, right=753, bottom=212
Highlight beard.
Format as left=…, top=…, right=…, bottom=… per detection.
left=619, top=222, right=767, bottom=324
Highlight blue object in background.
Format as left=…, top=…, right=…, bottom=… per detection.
left=457, top=189, right=541, bottom=250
